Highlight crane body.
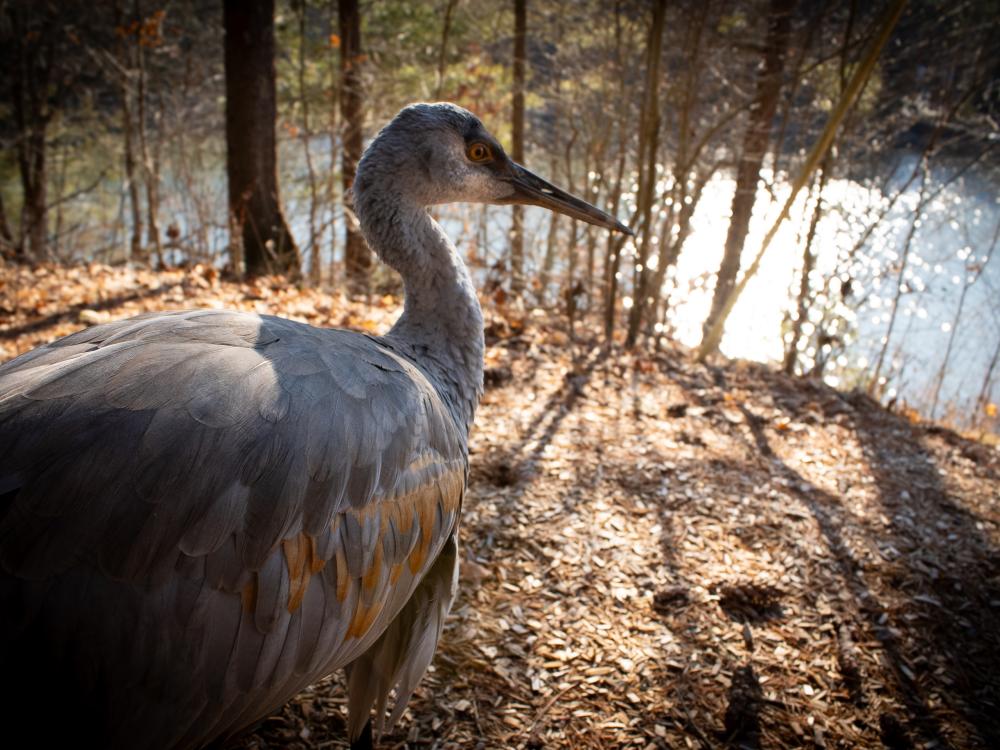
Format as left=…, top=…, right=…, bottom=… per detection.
left=0, top=103, right=629, bottom=748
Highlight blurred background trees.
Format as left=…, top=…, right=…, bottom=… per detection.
left=0, top=0, right=997, bottom=432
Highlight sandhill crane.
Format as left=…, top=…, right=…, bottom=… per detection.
left=0, top=103, right=629, bottom=749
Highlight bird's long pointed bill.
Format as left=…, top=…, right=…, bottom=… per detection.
left=507, top=162, right=633, bottom=235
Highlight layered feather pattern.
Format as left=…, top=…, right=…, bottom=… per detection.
left=0, top=309, right=467, bottom=748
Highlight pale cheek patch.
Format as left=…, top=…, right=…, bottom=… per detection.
left=463, top=170, right=511, bottom=203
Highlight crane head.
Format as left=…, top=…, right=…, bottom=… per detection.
left=359, top=103, right=633, bottom=235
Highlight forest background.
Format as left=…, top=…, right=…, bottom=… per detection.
left=1, top=0, right=998, bottom=434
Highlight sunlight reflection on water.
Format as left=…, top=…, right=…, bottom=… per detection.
left=439, top=162, right=998, bottom=424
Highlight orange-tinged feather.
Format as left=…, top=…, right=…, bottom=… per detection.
left=241, top=574, right=258, bottom=613
left=335, top=545, right=349, bottom=602
left=347, top=597, right=384, bottom=640
left=395, top=499, right=414, bottom=534
left=389, top=561, right=403, bottom=585
left=408, top=541, right=428, bottom=576
left=283, top=533, right=321, bottom=613
left=310, top=553, right=326, bottom=574
left=408, top=487, right=437, bottom=574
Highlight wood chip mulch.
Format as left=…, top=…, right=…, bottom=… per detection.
left=2, top=264, right=998, bottom=749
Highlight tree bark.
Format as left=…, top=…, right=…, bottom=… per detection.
left=602, top=131, right=627, bottom=341
left=701, top=0, right=793, bottom=341
left=783, top=158, right=830, bottom=375
left=224, top=0, right=300, bottom=278
left=650, top=160, right=718, bottom=345
left=10, top=6, right=54, bottom=261
left=434, top=0, right=458, bottom=100
left=583, top=133, right=607, bottom=307
left=122, top=81, right=143, bottom=263
left=326, top=0, right=341, bottom=283
left=0, top=191, right=13, bottom=255
left=18, top=128, right=47, bottom=261
left=564, top=124, right=579, bottom=337
left=509, top=0, right=526, bottom=295
left=339, top=0, right=370, bottom=295
left=645, top=3, right=725, bottom=346
left=928, top=215, right=998, bottom=418
left=869, top=164, right=928, bottom=396
left=297, top=0, right=322, bottom=285
left=134, top=0, right=163, bottom=267
left=116, top=0, right=143, bottom=264
left=647, top=0, right=708, bottom=334
left=602, top=1, right=628, bottom=343
left=538, top=153, right=560, bottom=307
left=624, top=0, right=667, bottom=348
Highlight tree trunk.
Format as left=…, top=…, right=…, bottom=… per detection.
left=564, top=125, right=579, bottom=337
left=135, top=0, right=163, bottom=267
left=928, top=215, right=998, bottom=418
left=624, top=0, right=667, bottom=349
left=10, top=6, right=53, bottom=261
left=434, top=0, right=458, bottom=100
left=649, top=161, right=718, bottom=345
left=975, top=336, right=1000, bottom=421
left=782, top=8, right=851, bottom=373
left=20, top=137, right=47, bottom=260
left=117, top=0, right=143, bottom=264
left=0, top=191, right=13, bottom=256
left=326, top=0, right=340, bottom=283
left=602, top=1, right=628, bottom=343
left=584, top=224, right=598, bottom=304
left=646, top=1, right=708, bottom=337
left=339, top=0, right=369, bottom=295
left=51, top=140, right=68, bottom=260
left=696, top=0, right=910, bottom=362
left=224, top=0, right=300, bottom=278
left=583, top=135, right=606, bottom=308
left=869, top=164, right=929, bottom=396
left=509, top=0, right=526, bottom=295
left=539, top=154, right=559, bottom=307
left=602, top=132, right=627, bottom=341
left=783, top=158, right=830, bottom=375
left=702, top=0, right=793, bottom=341
left=122, top=83, right=143, bottom=263
left=298, top=0, right=322, bottom=285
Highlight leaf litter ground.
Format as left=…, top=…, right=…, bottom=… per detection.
left=2, top=264, right=998, bottom=749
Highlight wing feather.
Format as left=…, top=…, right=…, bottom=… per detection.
left=0, top=309, right=469, bottom=749
left=346, top=532, right=459, bottom=739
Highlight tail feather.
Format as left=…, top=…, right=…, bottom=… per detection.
left=346, top=534, right=458, bottom=741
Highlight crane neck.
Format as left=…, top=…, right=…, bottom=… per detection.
left=354, top=190, right=484, bottom=437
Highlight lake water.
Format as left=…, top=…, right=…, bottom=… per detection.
left=433, top=158, right=1000, bottom=428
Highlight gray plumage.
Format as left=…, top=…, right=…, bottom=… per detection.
left=0, top=102, right=627, bottom=749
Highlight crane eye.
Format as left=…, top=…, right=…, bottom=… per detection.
left=466, top=142, right=492, bottom=162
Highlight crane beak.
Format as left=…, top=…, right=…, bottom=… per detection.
left=502, top=162, right=633, bottom=235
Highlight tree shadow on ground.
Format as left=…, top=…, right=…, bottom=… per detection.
left=648, top=449, right=774, bottom=749
left=647, top=359, right=1000, bottom=749
left=749, top=372, right=1000, bottom=749
left=472, top=342, right=606, bottom=493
